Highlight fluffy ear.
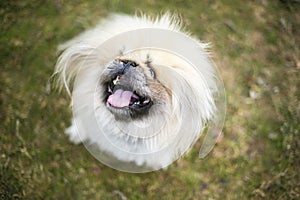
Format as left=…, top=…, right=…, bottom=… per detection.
left=54, top=43, right=95, bottom=95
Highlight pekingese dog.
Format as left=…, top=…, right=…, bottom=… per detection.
left=55, top=13, right=218, bottom=172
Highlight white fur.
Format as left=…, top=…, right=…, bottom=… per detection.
left=55, top=13, right=217, bottom=171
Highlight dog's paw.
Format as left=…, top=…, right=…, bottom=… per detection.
left=65, top=120, right=87, bottom=144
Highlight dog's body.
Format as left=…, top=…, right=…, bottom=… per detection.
left=55, top=13, right=217, bottom=171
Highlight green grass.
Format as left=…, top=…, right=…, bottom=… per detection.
left=1, top=0, right=299, bottom=199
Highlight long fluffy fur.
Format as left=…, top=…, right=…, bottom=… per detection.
left=55, top=13, right=217, bottom=170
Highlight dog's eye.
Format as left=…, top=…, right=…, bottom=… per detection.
left=123, top=60, right=137, bottom=67
left=149, top=68, right=156, bottom=79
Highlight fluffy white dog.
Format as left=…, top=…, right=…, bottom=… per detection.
left=55, top=13, right=218, bottom=172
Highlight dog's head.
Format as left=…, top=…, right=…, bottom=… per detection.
left=53, top=13, right=223, bottom=172
left=100, top=55, right=170, bottom=120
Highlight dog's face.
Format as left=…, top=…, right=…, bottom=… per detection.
left=100, top=55, right=170, bottom=120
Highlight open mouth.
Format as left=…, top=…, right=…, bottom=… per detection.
left=106, top=75, right=152, bottom=111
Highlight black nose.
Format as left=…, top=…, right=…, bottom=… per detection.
left=121, top=60, right=137, bottom=74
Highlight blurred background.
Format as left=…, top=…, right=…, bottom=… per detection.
left=1, top=0, right=299, bottom=199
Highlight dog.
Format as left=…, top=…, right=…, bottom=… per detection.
left=55, top=13, right=218, bottom=172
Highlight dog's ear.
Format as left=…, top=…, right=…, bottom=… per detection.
left=54, top=43, right=95, bottom=95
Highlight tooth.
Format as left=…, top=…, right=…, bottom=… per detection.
left=113, top=76, right=119, bottom=85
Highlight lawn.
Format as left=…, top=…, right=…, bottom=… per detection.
left=1, top=0, right=299, bottom=199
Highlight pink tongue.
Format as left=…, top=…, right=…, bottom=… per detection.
left=108, top=89, right=137, bottom=108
